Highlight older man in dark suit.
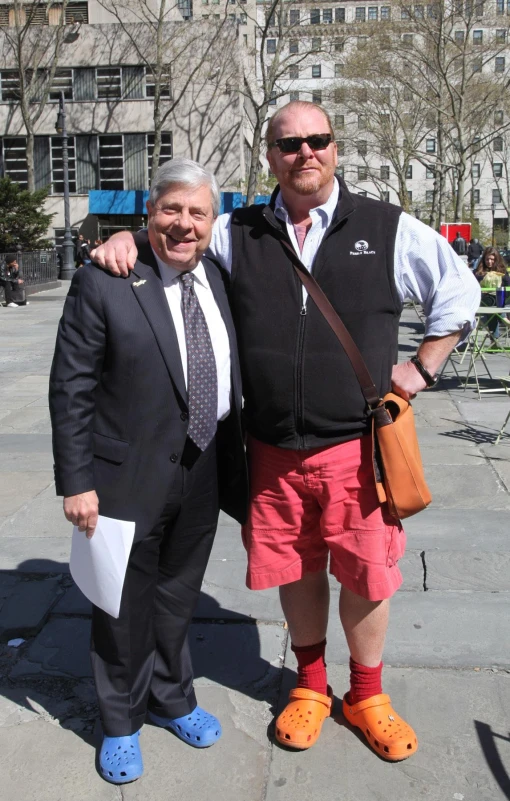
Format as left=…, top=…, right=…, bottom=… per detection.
left=49, top=158, right=247, bottom=785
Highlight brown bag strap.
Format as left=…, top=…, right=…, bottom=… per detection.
left=281, top=240, right=381, bottom=410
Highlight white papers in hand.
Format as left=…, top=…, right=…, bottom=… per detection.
left=69, top=515, right=135, bottom=619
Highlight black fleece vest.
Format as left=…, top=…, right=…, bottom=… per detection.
left=229, top=179, right=403, bottom=449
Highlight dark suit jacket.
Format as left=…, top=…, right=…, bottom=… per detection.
left=49, top=237, right=248, bottom=539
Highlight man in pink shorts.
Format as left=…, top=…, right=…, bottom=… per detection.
left=93, top=101, right=480, bottom=761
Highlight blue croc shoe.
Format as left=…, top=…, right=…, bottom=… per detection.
left=149, top=707, right=222, bottom=748
left=99, top=731, right=143, bottom=784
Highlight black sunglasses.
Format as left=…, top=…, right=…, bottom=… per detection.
left=271, top=133, right=333, bottom=154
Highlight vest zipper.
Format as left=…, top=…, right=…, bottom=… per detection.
left=296, top=303, right=307, bottom=448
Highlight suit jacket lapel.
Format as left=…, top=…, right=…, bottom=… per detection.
left=130, top=242, right=187, bottom=406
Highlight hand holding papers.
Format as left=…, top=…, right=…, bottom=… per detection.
left=70, top=515, right=135, bottom=618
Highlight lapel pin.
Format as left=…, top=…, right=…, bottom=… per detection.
left=132, top=279, right=147, bottom=287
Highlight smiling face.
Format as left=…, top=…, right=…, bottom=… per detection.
left=266, top=106, right=337, bottom=203
left=147, top=182, right=215, bottom=271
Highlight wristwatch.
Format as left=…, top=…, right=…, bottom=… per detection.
left=410, top=355, right=439, bottom=388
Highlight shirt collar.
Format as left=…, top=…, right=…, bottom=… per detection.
left=151, top=247, right=208, bottom=289
left=274, top=179, right=340, bottom=227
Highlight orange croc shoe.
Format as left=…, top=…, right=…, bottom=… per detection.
left=342, top=693, right=418, bottom=762
left=275, top=687, right=332, bottom=750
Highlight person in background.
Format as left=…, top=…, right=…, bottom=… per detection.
left=475, top=247, right=508, bottom=337
left=2, top=257, right=28, bottom=307
left=474, top=247, right=506, bottom=282
left=467, top=238, right=483, bottom=270
left=451, top=231, right=467, bottom=256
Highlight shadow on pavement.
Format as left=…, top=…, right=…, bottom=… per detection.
left=474, top=720, right=510, bottom=799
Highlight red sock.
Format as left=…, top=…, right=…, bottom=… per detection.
left=291, top=639, right=327, bottom=696
left=348, top=657, right=383, bottom=705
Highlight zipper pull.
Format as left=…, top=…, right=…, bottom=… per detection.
left=300, top=304, right=307, bottom=316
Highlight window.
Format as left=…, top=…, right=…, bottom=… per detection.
left=66, top=2, right=89, bottom=24
left=289, top=91, right=299, bottom=101
left=335, top=114, right=344, bottom=128
left=289, top=39, right=298, bottom=54
left=357, top=87, right=368, bottom=102
left=425, top=111, right=436, bottom=128
left=475, top=0, right=484, bottom=14
left=312, top=64, right=321, bottom=78
left=358, top=166, right=368, bottom=180
left=323, top=8, right=333, bottom=23
left=335, top=7, right=345, bottom=22
left=312, top=37, right=321, bottom=50
left=310, top=8, right=321, bottom=23
left=426, top=138, right=436, bottom=152
left=427, top=3, right=438, bottom=16
left=358, top=35, right=368, bottom=47
left=96, top=67, right=121, bottom=99
left=368, top=6, right=378, bottom=19
left=493, top=188, right=502, bottom=203
left=312, top=89, right=322, bottom=104
left=268, top=90, right=277, bottom=105
left=336, top=139, right=345, bottom=156
left=1, top=71, right=20, bottom=101
left=266, top=39, right=276, bottom=54
left=472, top=163, right=480, bottom=178
left=239, top=13, right=247, bottom=23
left=358, top=139, right=367, bottom=156
left=472, top=58, right=482, bottom=72
left=472, top=189, right=480, bottom=203
left=426, top=166, right=435, bottom=178
left=266, top=10, right=276, bottom=25
left=402, top=33, right=413, bottom=47
left=355, top=7, right=366, bottom=21
left=495, top=109, right=504, bottom=125
left=289, top=64, right=299, bottom=79
left=426, top=190, right=434, bottom=203
left=495, top=57, right=505, bottom=72
left=380, top=5, right=391, bottom=17
left=99, top=135, right=124, bottom=189
left=493, top=162, right=503, bottom=177
left=334, top=87, right=345, bottom=103
left=382, top=191, right=390, bottom=202
left=380, top=165, right=390, bottom=180
left=473, top=29, right=483, bottom=44
left=51, top=136, right=76, bottom=193
left=403, top=87, right=413, bottom=101
left=148, top=132, right=172, bottom=177
left=493, top=136, right=503, bottom=151
left=496, top=29, right=507, bottom=42
left=358, top=114, right=366, bottom=130
left=401, top=6, right=411, bottom=18
left=381, top=87, right=390, bottom=101
left=335, top=63, right=344, bottom=76
left=406, top=164, right=413, bottom=178
left=2, top=137, right=27, bottom=186
left=145, top=67, right=171, bottom=98
left=407, top=190, right=413, bottom=202
left=454, top=30, right=465, bottom=44
left=415, top=4, right=424, bottom=16
left=496, top=0, right=504, bottom=13
left=289, top=9, right=300, bottom=24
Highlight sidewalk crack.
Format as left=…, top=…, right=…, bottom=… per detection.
left=420, top=550, right=428, bottom=592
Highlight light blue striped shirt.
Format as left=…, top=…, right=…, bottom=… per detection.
left=207, top=183, right=481, bottom=338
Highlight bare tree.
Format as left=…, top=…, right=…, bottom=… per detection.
left=0, top=0, right=72, bottom=191
left=97, top=0, right=238, bottom=183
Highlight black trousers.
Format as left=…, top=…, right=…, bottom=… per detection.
left=90, top=439, right=219, bottom=737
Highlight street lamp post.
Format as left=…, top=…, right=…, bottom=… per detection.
left=55, top=92, right=75, bottom=280
left=414, top=207, right=421, bottom=221
left=491, top=203, right=496, bottom=247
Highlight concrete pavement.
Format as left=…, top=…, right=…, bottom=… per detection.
left=0, top=285, right=509, bottom=800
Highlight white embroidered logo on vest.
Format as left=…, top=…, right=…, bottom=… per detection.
left=350, top=239, right=376, bottom=257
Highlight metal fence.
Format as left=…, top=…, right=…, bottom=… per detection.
left=1, top=250, right=59, bottom=287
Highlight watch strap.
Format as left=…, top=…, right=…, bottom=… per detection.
left=410, top=356, right=438, bottom=388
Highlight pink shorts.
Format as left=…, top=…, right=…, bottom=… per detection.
left=242, top=436, right=406, bottom=601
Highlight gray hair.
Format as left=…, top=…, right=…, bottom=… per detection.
left=148, top=157, right=220, bottom=217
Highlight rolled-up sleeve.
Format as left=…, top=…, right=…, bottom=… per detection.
left=394, top=212, right=481, bottom=338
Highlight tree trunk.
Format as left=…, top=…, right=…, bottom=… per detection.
left=26, top=130, right=35, bottom=194
left=454, top=155, right=467, bottom=222
left=246, top=115, right=264, bottom=207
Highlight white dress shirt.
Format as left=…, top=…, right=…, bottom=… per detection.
left=207, top=184, right=481, bottom=338
left=152, top=249, right=231, bottom=420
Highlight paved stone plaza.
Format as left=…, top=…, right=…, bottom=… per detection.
left=0, top=284, right=509, bottom=801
